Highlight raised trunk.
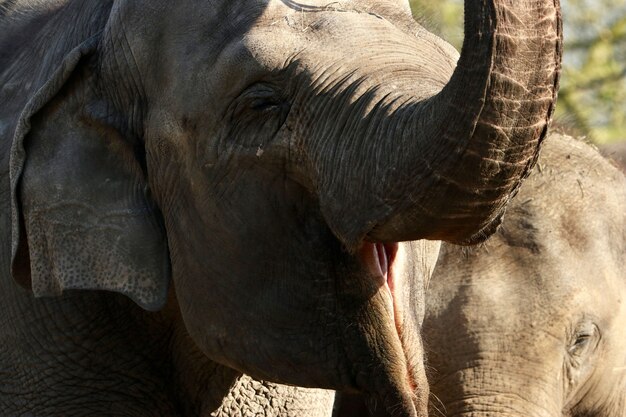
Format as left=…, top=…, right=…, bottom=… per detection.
left=323, top=0, right=562, bottom=248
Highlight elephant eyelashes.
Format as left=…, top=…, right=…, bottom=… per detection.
left=234, top=83, right=288, bottom=114
left=226, top=82, right=290, bottom=146
left=249, top=94, right=285, bottom=112
left=570, top=335, right=591, bottom=354
left=568, top=323, right=599, bottom=358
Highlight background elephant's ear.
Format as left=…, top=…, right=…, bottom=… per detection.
left=9, top=37, right=170, bottom=312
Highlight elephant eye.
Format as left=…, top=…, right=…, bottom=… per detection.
left=237, top=83, right=288, bottom=114
left=249, top=93, right=283, bottom=112
left=226, top=82, right=291, bottom=149
left=571, top=334, right=590, bottom=350
left=568, top=322, right=599, bottom=358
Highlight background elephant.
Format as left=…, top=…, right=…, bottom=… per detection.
left=600, top=141, right=626, bottom=173
left=0, top=0, right=561, bottom=415
left=424, top=133, right=626, bottom=417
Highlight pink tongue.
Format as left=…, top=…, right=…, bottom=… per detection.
left=375, top=243, right=388, bottom=279
left=359, top=242, right=397, bottom=286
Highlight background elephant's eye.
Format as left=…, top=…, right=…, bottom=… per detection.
left=568, top=322, right=599, bottom=358
left=571, top=334, right=590, bottom=350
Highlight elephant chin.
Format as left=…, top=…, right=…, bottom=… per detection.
left=358, top=242, right=408, bottom=369
left=358, top=243, right=397, bottom=305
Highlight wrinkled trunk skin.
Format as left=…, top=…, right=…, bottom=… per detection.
left=315, top=0, right=562, bottom=249
left=433, top=402, right=554, bottom=417
left=424, top=278, right=564, bottom=417
left=429, top=364, right=561, bottom=417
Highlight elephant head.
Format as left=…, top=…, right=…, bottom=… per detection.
left=600, top=141, right=626, bottom=173
left=2, top=0, right=561, bottom=415
left=424, top=133, right=626, bottom=417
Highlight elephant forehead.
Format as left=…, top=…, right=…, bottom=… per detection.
left=262, top=0, right=409, bottom=20
left=244, top=8, right=400, bottom=60
left=247, top=4, right=417, bottom=54
left=429, top=244, right=624, bottom=346
left=241, top=10, right=455, bottom=106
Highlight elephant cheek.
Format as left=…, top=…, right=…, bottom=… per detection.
left=155, top=165, right=432, bottom=414
left=164, top=221, right=348, bottom=387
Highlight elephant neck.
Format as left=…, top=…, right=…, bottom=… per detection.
left=131, top=287, right=240, bottom=415
left=150, top=287, right=336, bottom=417
left=168, top=330, right=244, bottom=415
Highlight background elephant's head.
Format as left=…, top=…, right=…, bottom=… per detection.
left=424, top=133, right=626, bottom=417
left=600, top=141, right=626, bottom=174
left=2, top=0, right=561, bottom=415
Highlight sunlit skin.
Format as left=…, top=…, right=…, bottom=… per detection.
left=425, top=134, right=626, bottom=417
left=1, top=0, right=560, bottom=415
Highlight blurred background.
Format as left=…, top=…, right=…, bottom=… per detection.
left=409, top=0, right=626, bottom=144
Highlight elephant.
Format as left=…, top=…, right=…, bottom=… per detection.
left=423, top=133, right=626, bottom=417
left=0, top=0, right=562, bottom=415
left=600, top=141, right=626, bottom=173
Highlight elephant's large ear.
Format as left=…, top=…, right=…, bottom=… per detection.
left=9, top=35, right=170, bottom=311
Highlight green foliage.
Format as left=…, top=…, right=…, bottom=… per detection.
left=409, top=0, right=463, bottom=47
left=559, top=0, right=626, bottom=143
left=409, top=0, right=626, bottom=143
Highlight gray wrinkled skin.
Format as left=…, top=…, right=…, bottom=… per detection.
left=210, top=376, right=335, bottom=417
left=0, top=0, right=561, bottom=415
left=0, top=281, right=336, bottom=416
left=424, top=133, right=626, bottom=417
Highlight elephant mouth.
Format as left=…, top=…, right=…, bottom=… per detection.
left=358, top=242, right=417, bottom=390
left=360, top=243, right=400, bottom=327
left=359, top=242, right=397, bottom=291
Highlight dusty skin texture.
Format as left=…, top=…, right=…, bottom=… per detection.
left=0, top=283, right=336, bottom=417
left=1, top=0, right=561, bottom=415
left=335, top=134, right=626, bottom=417
left=424, top=133, right=626, bottom=417
left=600, top=141, right=626, bottom=173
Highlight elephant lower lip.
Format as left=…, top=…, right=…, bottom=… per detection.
left=354, top=242, right=425, bottom=416
left=359, top=243, right=399, bottom=323
left=359, top=242, right=417, bottom=385
left=358, top=242, right=403, bottom=332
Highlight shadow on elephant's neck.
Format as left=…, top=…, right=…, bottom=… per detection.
left=155, top=285, right=243, bottom=416
left=126, top=285, right=242, bottom=416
